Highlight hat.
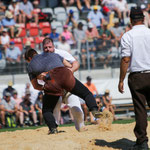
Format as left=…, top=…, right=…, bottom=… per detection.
left=69, top=9, right=74, bottom=14
left=113, top=18, right=119, bottom=24
left=5, top=11, right=13, bottom=19
left=93, top=5, right=98, bottom=10
left=63, top=25, right=68, bottom=28
left=130, top=7, right=144, bottom=20
left=88, top=22, right=94, bottom=28
left=25, top=41, right=31, bottom=46
left=2, top=28, right=7, bottom=32
left=78, top=22, right=83, bottom=26
left=103, top=6, right=110, bottom=13
left=105, top=89, right=110, bottom=94
left=10, top=41, right=15, bottom=45
left=140, top=4, right=146, bottom=10
left=5, top=92, right=11, bottom=97
left=8, top=81, right=13, bottom=86
left=12, top=0, right=17, bottom=2
left=86, top=76, right=92, bottom=81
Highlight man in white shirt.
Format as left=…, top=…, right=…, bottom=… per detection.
left=118, top=7, right=150, bottom=150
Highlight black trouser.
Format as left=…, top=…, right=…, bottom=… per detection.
left=70, top=78, right=98, bottom=111
left=42, top=94, right=60, bottom=131
left=128, top=73, right=150, bottom=144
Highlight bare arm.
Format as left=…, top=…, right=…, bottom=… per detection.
left=118, top=57, right=130, bottom=93
left=69, top=60, right=80, bottom=73
left=63, top=59, right=72, bottom=68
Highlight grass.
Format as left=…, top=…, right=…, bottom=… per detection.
left=0, top=117, right=150, bottom=133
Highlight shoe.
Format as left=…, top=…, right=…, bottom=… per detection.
left=48, top=128, right=59, bottom=134
left=129, top=141, right=149, bottom=150
left=91, top=109, right=103, bottom=118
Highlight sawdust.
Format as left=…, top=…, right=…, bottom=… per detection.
left=0, top=122, right=150, bottom=150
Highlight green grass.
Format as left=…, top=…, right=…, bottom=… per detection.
left=0, top=117, right=150, bottom=133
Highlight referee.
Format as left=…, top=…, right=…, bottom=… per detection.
left=118, top=7, right=150, bottom=150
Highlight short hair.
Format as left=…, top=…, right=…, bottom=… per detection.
left=24, top=48, right=37, bottom=61
left=42, top=37, right=53, bottom=47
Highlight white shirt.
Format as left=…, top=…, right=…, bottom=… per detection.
left=1, top=35, right=10, bottom=45
left=55, top=48, right=76, bottom=63
left=8, top=4, right=20, bottom=15
left=121, top=25, right=150, bottom=72
left=57, top=42, right=71, bottom=53
left=117, top=0, right=127, bottom=12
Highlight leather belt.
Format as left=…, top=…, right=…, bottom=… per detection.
left=131, top=70, right=150, bottom=74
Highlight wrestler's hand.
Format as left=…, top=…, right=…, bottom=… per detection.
left=118, top=81, right=124, bottom=93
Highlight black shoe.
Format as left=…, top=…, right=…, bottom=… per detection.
left=91, top=108, right=103, bottom=118
left=129, top=141, right=149, bottom=150
left=48, top=128, right=58, bottom=134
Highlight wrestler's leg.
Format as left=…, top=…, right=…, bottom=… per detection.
left=67, top=95, right=85, bottom=131
left=42, top=94, right=59, bottom=132
left=70, top=78, right=98, bottom=111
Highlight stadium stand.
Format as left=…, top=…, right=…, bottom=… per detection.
left=26, top=23, right=39, bottom=37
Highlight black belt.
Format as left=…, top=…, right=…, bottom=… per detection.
left=130, top=70, right=150, bottom=75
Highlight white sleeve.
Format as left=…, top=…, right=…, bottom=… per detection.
left=120, top=33, right=132, bottom=58
left=55, top=48, right=76, bottom=63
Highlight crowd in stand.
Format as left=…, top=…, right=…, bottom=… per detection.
left=0, top=0, right=150, bottom=73
left=0, top=78, right=116, bottom=128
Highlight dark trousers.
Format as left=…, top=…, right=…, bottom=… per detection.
left=128, top=73, right=150, bottom=144
left=42, top=94, right=60, bottom=130
left=70, top=78, right=98, bottom=111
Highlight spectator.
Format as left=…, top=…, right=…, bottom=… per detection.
left=0, top=28, right=10, bottom=52
left=6, top=41, right=21, bottom=64
left=101, top=6, right=111, bottom=23
left=3, top=81, right=16, bottom=97
left=66, top=9, right=77, bottom=31
left=21, top=41, right=31, bottom=72
left=19, top=0, right=39, bottom=24
left=110, top=18, right=124, bottom=48
left=0, top=20, right=3, bottom=33
left=0, top=92, right=18, bottom=127
left=84, top=76, right=99, bottom=96
left=35, top=91, right=43, bottom=125
left=98, top=22, right=112, bottom=69
left=102, top=0, right=122, bottom=21
left=60, top=25, right=76, bottom=47
left=8, top=0, right=22, bottom=23
left=102, top=89, right=116, bottom=120
left=0, top=0, right=6, bottom=20
left=76, top=0, right=91, bottom=12
left=39, top=0, right=59, bottom=8
left=1, top=11, right=22, bottom=38
left=83, top=76, right=99, bottom=122
left=12, top=90, right=22, bottom=109
left=85, top=22, right=99, bottom=68
left=22, top=83, right=38, bottom=105
left=12, top=90, right=22, bottom=125
left=19, top=90, right=38, bottom=127
left=74, top=22, right=86, bottom=68
left=49, top=26, right=59, bottom=47
left=124, top=23, right=132, bottom=32
left=60, top=103, right=73, bottom=124
left=57, top=36, right=71, bottom=53
left=87, top=5, right=104, bottom=29
left=141, top=4, right=150, bottom=28
left=117, top=0, right=129, bottom=23
left=61, top=0, right=75, bottom=8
